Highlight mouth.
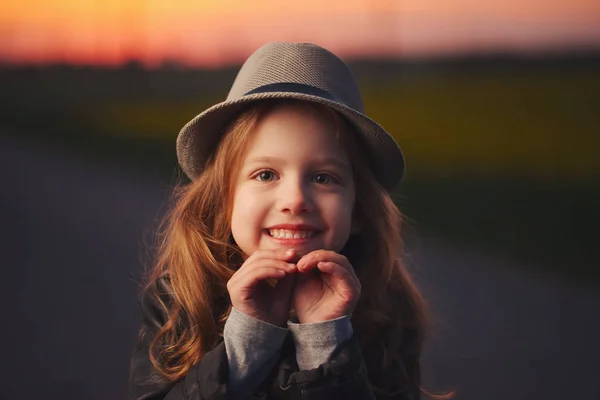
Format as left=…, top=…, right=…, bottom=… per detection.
left=263, top=227, right=322, bottom=260
left=267, top=228, right=318, bottom=239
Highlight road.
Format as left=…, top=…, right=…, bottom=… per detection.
left=1, top=133, right=598, bottom=399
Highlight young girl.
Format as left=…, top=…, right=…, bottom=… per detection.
left=128, top=42, right=432, bottom=400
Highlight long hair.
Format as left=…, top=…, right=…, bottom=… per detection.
left=142, top=99, right=439, bottom=396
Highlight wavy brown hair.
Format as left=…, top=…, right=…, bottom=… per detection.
left=142, top=99, right=448, bottom=397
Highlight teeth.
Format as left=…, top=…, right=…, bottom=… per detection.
left=269, top=229, right=314, bottom=239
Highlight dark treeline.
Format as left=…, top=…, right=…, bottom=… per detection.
left=2, top=49, right=600, bottom=102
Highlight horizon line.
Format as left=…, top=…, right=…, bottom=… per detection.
left=2, top=43, right=600, bottom=70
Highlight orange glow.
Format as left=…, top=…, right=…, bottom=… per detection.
left=1, top=0, right=599, bottom=66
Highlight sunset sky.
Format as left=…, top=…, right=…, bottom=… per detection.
left=1, top=0, right=600, bottom=67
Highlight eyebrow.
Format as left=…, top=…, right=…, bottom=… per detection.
left=245, top=156, right=286, bottom=165
left=245, top=156, right=351, bottom=170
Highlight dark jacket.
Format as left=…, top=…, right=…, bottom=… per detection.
left=127, top=279, right=420, bottom=400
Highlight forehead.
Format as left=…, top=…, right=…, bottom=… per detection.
left=243, top=102, right=349, bottom=160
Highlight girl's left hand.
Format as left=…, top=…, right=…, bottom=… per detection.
left=293, top=250, right=361, bottom=324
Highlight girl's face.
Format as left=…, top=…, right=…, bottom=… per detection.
left=230, top=103, right=356, bottom=260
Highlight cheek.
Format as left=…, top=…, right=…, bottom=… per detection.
left=339, top=208, right=354, bottom=237
left=231, top=190, right=263, bottom=230
left=336, top=191, right=356, bottom=224
left=328, top=196, right=355, bottom=246
left=330, top=200, right=353, bottom=224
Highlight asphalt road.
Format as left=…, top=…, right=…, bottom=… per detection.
left=1, top=133, right=598, bottom=400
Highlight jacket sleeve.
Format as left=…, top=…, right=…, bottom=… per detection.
left=126, top=279, right=235, bottom=400
left=287, top=315, right=353, bottom=370
left=224, top=308, right=289, bottom=394
left=271, top=335, right=419, bottom=400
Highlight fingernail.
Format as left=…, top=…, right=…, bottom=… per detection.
left=285, top=249, right=294, bottom=256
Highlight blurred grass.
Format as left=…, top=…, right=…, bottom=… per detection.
left=364, top=69, right=600, bottom=179
left=394, top=179, right=598, bottom=283
left=1, top=57, right=598, bottom=284
left=81, top=67, right=600, bottom=179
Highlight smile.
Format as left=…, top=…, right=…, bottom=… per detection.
left=268, top=229, right=317, bottom=239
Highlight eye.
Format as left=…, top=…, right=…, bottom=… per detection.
left=254, top=170, right=278, bottom=182
left=313, top=173, right=338, bottom=184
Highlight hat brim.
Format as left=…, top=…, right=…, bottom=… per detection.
left=176, top=92, right=405, bottom=192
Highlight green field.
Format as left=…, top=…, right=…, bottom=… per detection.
left=364, top=69, right=600, bottom=180
left=63, top=66, right=600, bottom=183
left=1, top=58, right=598, bottom=283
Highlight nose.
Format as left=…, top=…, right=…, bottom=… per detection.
left=277, top=178, right=314, bottom=215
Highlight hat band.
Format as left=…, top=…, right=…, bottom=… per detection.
left=243, top=82, right=340, bottom=103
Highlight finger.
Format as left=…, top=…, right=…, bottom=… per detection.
left=230, top=259, right=296, bottom=286
left=235, top=248, right=296, bottom=278
left=297, top=250, right=353, bottom=273
left=240, top=248, right=297, bottom=271
left=316, top=261, right=353, bottom=281
left=297, top=249, right=341, bottom=269
left=253, top=248, right=297, bottom=261
left=229, top=266, right=289, bottom=292
left=317, top=261, right=361, bottom=296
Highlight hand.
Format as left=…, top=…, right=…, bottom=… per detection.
left=293, top=250, right=361, bottom=324
left=227, top=249, right=297, bottom=326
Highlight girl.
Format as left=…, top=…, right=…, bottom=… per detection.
left=128, top=42, right=433, bottom=400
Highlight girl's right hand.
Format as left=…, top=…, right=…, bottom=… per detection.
left=227, top=248, right=297, bottom=327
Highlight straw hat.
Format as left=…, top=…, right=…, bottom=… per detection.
left=176, top=42, right=405, bottom=192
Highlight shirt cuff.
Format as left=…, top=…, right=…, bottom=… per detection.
left=287, top=315, right=353, bottom=370
left=223, top=308, right=289, bottom=393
